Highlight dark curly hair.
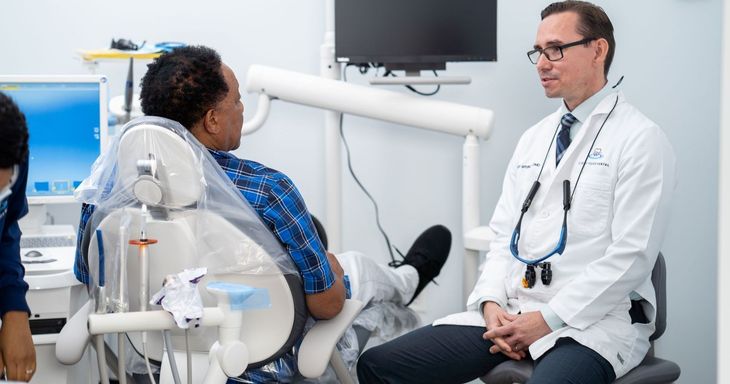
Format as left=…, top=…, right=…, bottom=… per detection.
left=140, top=45, right=229, bottom=129
left=541, top=1, right=615, bottom=77
left=0, top=92, right=29, bottom=168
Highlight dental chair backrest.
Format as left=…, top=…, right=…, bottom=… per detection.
left=86, top=122, right=307, bottom=367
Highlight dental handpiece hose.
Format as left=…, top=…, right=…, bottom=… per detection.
left=119, top=225, right=128, bottom=312
left=140, top=205, right=150, bottom=314
left=129, top=205, right=159, bottom=384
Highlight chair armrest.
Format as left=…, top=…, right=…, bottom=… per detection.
left=297, top=299, right=364, bottom=378
left=464, top=226, right=495, bottom=251
left=56, top=300, right=93, bottom=365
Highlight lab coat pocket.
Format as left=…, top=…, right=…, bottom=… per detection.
left=570, top=182, right=612, bottom=237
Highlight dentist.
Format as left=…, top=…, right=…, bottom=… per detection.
left=358, top=1, right=676, bottom=383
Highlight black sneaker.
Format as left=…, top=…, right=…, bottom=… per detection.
left=395, top=225, right=451, bottom=306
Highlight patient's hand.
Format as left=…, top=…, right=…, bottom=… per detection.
left=482, top=302, right=526, bottom=360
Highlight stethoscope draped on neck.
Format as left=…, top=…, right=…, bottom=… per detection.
left=510, top=92, right=620, bottom=288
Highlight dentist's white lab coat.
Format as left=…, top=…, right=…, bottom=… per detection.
left=435, top=91, right=676, bottom=378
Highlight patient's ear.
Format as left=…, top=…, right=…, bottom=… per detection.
left=202, top=108, right=220, bottom=134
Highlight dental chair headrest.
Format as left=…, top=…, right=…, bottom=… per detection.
left=118, top=124, right=203, bottom=208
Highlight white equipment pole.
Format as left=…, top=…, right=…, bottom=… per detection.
left=462, top=134, right=481, bottom=297
left=322, top=0, right=343, bottom=252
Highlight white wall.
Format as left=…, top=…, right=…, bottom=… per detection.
left=1, top=1, right=721, bottom=382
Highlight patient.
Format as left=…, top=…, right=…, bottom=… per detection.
left=73, top=45, right=450, bottom=382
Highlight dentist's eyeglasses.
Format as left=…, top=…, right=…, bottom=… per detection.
left=527, top=37, right=595, bottom=64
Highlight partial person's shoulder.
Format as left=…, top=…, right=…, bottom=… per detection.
left=611, top=96, right=668, bottom=144
left=527, top=111, right=561, bottom=134
left=517, top=110, right=562, bottom=147
left=238, top=159, right=300, bottom=196
left=210, top=150, right=299, bottom=194
left=212, top=151, right=287, bottom=179
left=608, top=96, right=675, bottom=164
left=243, top=160, right=295, bottom=185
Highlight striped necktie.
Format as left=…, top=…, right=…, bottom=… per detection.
left=556, top=113, right=577, bottom=165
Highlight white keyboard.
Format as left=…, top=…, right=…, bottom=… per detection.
left=20, top=235, right=76, bottom=249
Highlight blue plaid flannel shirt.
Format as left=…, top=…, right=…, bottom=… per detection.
left=74, top=149, right=350, bottom=382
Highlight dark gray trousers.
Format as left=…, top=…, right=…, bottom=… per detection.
left=357, top=324, right=615, bottom=384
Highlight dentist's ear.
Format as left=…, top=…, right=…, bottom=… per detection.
left=593, top=38, right=609, bottom=68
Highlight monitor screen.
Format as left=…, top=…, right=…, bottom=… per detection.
left=0, top=76, right=108, bottom=204
left=335, top=0, right=497, bottom=71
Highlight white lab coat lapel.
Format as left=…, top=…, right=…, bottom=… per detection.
left=535, top=92, right=623, bottom=209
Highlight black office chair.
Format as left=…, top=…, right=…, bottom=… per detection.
left=481, top=253, right=681, bottom=384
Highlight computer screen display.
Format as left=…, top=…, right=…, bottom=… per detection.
left=335, top=0, right=498, bottom=71
left=0, top=76, right=108, bottom=203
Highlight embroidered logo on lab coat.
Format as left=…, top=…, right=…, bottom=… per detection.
left=516, top=162, right=541, bottom=169
left=589, top=147, right=604, bottom=159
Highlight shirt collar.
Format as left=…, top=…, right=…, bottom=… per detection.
left=558, top=81, right=617, bottom=140
left=559, top=82, right=614, bottom=123
left=208, top=148, right=232, bottom=160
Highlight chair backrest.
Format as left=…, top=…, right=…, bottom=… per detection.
left=86, top=121, right=307, bottom=367
left=629, top=252, right=666, bottom=341
left=650, top=252, right=667, bottom=341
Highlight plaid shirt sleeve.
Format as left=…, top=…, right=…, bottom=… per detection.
left=212, top=151, right=344, bottom=296
left=261, top=175, right=337, bottom=295
left=73, top=202, right=96, bottom=285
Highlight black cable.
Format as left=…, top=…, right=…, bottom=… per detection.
left=384, top=69, right=441, bottom=96
left=352, top=64, right=441, bottom=96
left=337, top=113, right=404, bottom=266
left=343, top=63, right=355, bottom=82
left=340, top=65, right=404, bottom=267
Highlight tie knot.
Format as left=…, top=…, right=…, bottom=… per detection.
left=556, top=113, right=575, bottom=166
left=561, top=113, right=577, bottom=129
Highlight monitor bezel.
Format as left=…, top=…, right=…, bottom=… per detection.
left=334, top=0, right=498, bottom=72
left=0, top=74, right=109, bottom=205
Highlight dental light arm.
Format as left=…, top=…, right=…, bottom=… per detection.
left=243, top=64, right=496, bottom=297
left=243, top=65, right=494, bottom=139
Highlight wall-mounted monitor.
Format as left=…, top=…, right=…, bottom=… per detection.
left=335, top=0, right=498, bottom=72
left=0, top=75, right=109, bottom=205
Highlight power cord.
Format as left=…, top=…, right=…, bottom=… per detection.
left=340, top=65, right=405, bottom=267
left=383, top=69, right=441, bottom=96
left=337, top=113, right=405, bottom=267
left=345, top=62, right=442, bottom=96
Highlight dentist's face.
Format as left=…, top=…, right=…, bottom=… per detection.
left=534, top=11, right=601, bottom=110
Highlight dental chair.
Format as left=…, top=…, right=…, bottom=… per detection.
left=56, top=117, right=363, bottom=383
left=481, top=252, right=681, bottom=384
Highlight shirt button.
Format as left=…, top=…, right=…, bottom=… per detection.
left=541, top=210, right=550, bottom=218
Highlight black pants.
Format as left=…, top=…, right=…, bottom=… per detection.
left=357, top=325, right=615, bottom=384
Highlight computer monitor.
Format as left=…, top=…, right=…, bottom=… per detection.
left=335, top=0, right=498, bottom=72
left=0, top=75, right=109, bottom=205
